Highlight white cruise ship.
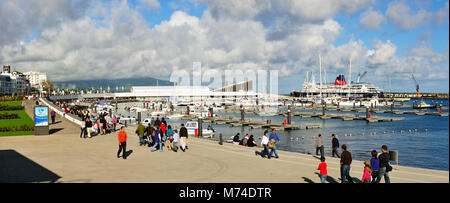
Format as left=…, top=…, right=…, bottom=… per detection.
left=291, top=74, right=384, bottom=98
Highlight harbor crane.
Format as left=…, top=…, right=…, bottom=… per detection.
left=356, top=71, right=368, bottom=83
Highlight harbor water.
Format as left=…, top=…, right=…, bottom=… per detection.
left=116, top=98, right=449, bottom=171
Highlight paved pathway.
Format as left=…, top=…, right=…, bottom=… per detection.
left=0, top=121, right=448, bottom=183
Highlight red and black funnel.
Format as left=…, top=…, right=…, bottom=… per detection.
left=335, top=74, right=347, bottom=85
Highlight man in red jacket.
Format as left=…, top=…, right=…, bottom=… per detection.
left=117, top=126, right=127, bottom=159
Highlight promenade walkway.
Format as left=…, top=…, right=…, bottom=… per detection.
left=0, top=122, right=448, bottom=182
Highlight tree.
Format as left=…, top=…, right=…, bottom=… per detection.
left=42, top=80, right=54, bottom=91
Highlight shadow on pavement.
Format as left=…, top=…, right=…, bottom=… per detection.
left=302, top=177, right=315, bottom=183
left=124, top=150, right=133, bottom=158
left=49, top=128, right=64, bottom=134
left=0, top=150, right=61, bottom=183
left=314, top=172, right=339, bottom=183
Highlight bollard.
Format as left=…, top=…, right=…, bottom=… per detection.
left=209, top=106, right=214, bottom=118
left=322, top=105, right=325, bottom=116
left=198, top=118, right=203, bottom=137
left=287, top=106, right=292, bottom=125
left=389, top=150, right=399, bottom=166
left=138, top=112, right=141, bottom=123
left=219, top=133, right=223, bottom=145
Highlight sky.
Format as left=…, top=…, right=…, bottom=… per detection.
left=0, top=0, right=448, bottom=94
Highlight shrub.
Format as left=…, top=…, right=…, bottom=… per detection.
left=0, top=113, right=20, bottom=119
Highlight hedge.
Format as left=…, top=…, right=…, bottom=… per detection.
left=0, top=113, right=20, bottom=119
left=0, top=124, right=34, bottom=132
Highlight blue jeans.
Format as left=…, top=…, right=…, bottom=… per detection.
left=320, top=174, right=327, bottom=183
left=340, top=165, right=352, bottom=183
left=269, top=144, right=279, bottom=158
left=376, top=167, right=390, bottom=183
left=139, top=134, right=144, bottom=145
left=152, top=142, right=162, bottom=151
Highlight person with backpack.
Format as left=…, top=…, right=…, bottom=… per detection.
left=370, top=150, right=380, bottom=183
left=269, top=128, right=280, bottom=159
left=376, top=145, right=391, bottom=183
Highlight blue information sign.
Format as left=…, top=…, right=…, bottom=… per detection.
left=35, top=106, right=49, bottom=127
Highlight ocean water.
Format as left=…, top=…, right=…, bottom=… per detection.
left=116, top=99, right=449, bottom=171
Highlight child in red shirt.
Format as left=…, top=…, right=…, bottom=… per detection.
left=317, top=157, right=327, bottom=183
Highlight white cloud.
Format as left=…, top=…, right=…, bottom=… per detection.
left=386, top=1, right=449, bottom=30
left=139, top=0, right=160, bottom=9
left=360, top=8, right=386, bottom=29
left=0, top=0, right=448, bottom=88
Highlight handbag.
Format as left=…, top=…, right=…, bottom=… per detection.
left=269, top=139, right=275, bottom=149
left=386, top=163, right=393, bottom=172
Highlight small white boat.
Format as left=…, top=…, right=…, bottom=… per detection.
left=167, top=114, right=184, bottom=120
left=185, top=121, right=215, bottom=137
left=413, top=101, right=437, bottom=109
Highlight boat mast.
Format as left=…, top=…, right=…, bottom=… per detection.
left=319, top=54, right=322, bottom=99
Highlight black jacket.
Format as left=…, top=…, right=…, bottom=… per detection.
left=379, top=152, right=390, bottom=168
left=332, top=138, right=339, bottom=148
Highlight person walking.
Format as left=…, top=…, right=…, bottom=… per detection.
left=172, top=129, right=179, bottom=152
left=376, top=145, right=391, bottom=183
left=317, top=157, right=327, bottom=183
left=362, top=160, right=372, bottom=183
left=151, top=126, right=162, bottom=152
left=316, top=134, right=324, bottom=158
left=340, top=144, right=353, bottom=183
left=145, top=123, right=155, bottom=146
left=179, top=123, right=188, bottom=152
left=117, top=127, right=127, bottom=159
left=99, top=115, right=107, bottom=135
left=112, top=115, right=117, bottom=132
left=154, top=116, right=161, bottom=127
left=370, top=150, right=380, bottom=183
left=269, top=128, right=280, bottom=159
left=166, top=125, right=174, bottom=151
left=331, top=134, right=340, bottom=158
left=136, top=121, right=146, bottom=146
left=85, top=117, right=93, bottom=138
left=50, top=110, right=56, bottom=124
left=256, top=130, right=270, bottom=159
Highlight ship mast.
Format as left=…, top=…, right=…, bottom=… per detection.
left=319, top=54, right=322, bottom=99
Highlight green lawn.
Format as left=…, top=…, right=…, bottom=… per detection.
left=0, top=101, right=34, bottom=136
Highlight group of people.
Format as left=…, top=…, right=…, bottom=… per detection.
left=81, top=111, right=118, bottom=138
left=134, top=117, right=189, bottom=153
left=232, top=133, right=257, bottom=147
left=317, top=143, right=392, bottom=183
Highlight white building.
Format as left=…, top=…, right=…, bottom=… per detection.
left=1, top=65, right=32, bottom=95
left=23, top=71, right=47, bottom=88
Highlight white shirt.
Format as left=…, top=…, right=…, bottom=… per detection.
left=261, top=135, right=269, bottom=145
